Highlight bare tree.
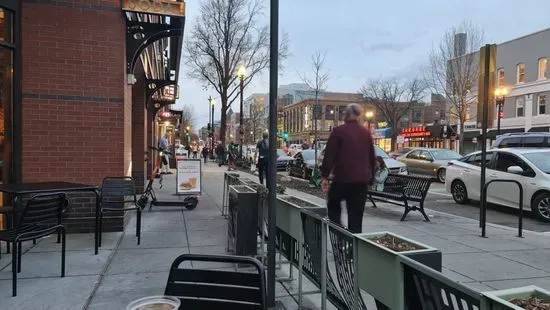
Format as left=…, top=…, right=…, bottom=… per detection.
left=243, top=104, right=267, bottom=144
left=185, top=0, right=289, bottom=144
left=180, top=105, right=195, bottom=128
left=299, top=50, right=330, bottom=165
left=360, top=77, right=426, bottom=150
left=425, top=20, right=485, bottom=153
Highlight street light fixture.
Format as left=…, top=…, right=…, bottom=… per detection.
left=365, top=111, right=374, bottom=131
left=494, top=86, right=508, bottom=136
left=237, top=66, right=247, bottom=159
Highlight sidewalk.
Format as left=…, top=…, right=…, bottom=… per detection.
left=0, top=164, right=549, bottom=309
left=237, top=169, right=550, bottom=293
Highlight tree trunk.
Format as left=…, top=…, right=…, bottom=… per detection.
left=220, top=104, right=228, bottom=145
left=391, top=123, right=398, bottom=151
left=458, top=121, right=465, bottom=155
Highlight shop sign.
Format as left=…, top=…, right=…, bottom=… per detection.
left=373, top=128, right=392, bottom=139
left=160, top=111, right=172, bottom=118
left=122, top=0, right=186, bottom=17
left=401, top=126, right=430, bottom=138
left=176, top=159, right=202, bottom=195
left=377, top=122, right=388, bottom=128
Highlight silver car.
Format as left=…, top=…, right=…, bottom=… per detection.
left=398, top=148, right=461, bottom=182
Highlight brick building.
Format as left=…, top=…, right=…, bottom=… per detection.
left=2, top=0, right=186, bottom=232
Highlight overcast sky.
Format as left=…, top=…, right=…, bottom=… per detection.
left=174, top=0, right=550, bottom=130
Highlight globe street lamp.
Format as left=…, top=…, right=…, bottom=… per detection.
left=494, top=86, right=508, bottom=136
left=237, top=66, right=247, bottom=159
left=365, top=110, right=374, bottom=131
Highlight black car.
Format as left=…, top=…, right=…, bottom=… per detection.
left=288, top=150, right=316, bottom=179
left=276, top=149, right=293, bottom=171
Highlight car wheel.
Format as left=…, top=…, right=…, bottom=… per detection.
left=437, top=168, right=446, bottom=183
left=532, top=192, right=550, bottom=223
left=451, top=180, right=469, bottom=204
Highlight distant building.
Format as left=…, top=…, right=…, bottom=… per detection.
left=449, top=28, right=550, bottom=153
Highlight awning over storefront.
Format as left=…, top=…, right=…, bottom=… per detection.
left=486, top=127, right=524, bottom=140
left=529, top=126, right=550, bottom=132
left=123, top=0, right=186, bottom=115
left=373, top=128, right=391, bottom=139
left=463, top=130, right=481, bottom=140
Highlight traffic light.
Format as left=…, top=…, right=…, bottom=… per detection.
left=283, top=132, right=288, bottom=141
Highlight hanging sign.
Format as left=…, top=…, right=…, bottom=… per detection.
left=176, top=159, right=202, bottom=195
left=122, top=0, right=186, bottom=17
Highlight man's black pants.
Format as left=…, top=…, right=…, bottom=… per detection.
left=257, top=158, right=268, bottom=186
left=327, top=182, right=368, bottom=233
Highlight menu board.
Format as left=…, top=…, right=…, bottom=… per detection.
left=176, top=159, right=202, bottom=195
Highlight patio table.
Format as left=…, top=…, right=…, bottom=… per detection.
left=0, top=182, right=101, bottom=254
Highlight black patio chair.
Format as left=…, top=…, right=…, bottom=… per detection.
left=98, top=177, right=141, bottom=247
left=0, top=192, right=68, bottom=296
left=165, top=254, right=266, bottom=310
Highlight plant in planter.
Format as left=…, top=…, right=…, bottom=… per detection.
left=355, top=231, right=441, bottom=310
left=276, top=195, right=326, bottom=241
left=482, top=286, right=550, bottom=310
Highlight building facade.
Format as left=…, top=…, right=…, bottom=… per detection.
left=2, top=0, right=186, bottom=231
left=282, top=97, right=373, bottom=144
left=456, top=28, right=550, bottom=153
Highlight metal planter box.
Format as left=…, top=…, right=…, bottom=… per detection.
left=355, top=231, right=441, bottom=310
left=227, top=185, right=258, bottom=256
left=276, top=195, right=327, bottom=241
left=482, top=285, right=550, bottom=310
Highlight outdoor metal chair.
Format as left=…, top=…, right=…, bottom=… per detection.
left=165, top=253, right=267, bottom=310
left=0, top=192, right=68, bottom=296
left=98, top=177, right=141, bottom=247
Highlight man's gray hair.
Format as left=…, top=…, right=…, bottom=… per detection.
left=344, top=103, right=363, bottom=121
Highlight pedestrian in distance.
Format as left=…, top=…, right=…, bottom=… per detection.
left=321, top=103, right=376, bottom=233
left=254, top=133, right=270, bottom=186
left=202, top=146, right=209, bottom=164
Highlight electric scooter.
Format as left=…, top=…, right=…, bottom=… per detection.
left=138, top=146, right=198, bottom=210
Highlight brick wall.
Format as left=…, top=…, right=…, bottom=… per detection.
left=21, top=0, right=130, bottom=233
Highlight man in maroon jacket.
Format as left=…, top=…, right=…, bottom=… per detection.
left=321, top=103, right=376, bottom=233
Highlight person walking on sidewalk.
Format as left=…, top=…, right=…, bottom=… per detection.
left=321, top=103, right=376, bottom=233
left=202, top=146, right=209, bottom=164
left=159, top=133, right=171, bottom=174
left=254, top=133, right=269, bottom=186
left=215, top=142, right=225, bottom=167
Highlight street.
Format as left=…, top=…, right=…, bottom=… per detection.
left=425, top=182, right=550, bottom=233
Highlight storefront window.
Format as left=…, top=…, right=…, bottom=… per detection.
left=0, top=46, right=13, bottom=185
left=0, top=9, right=13, bottom=43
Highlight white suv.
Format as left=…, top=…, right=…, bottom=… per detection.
left=445, top=148, right=550, bottom=222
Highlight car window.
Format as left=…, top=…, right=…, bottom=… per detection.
left=498, top=137, right=522, bottom=148
left=495, top=152, right=535, bottom=177
left=464, top=152, right=494, bottom=167
left=431, top=149, right=461, bottom=160
left=419, top=151, right=433, bottom=161
left=407, top=150, right=421, bottom=159
left=521, top=136, right=547, bottom=147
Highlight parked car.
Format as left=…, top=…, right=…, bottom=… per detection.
left=491, top=132, right=550, bottom=149
left=389, top=147, right=415, bottom=159
left=374, top=145, right=408, bottom=175
left=276, top=149, right=293, bottom=171
left=445, top=148, right=550, bottom=222
left=288, top=149, right=316, bottom=179
left=398, top=148, right=461, bottom=182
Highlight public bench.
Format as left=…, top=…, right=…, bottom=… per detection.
left=368, top=174, right=432, bottom=221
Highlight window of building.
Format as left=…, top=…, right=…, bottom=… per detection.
left=516, top=96, right=525, bottom=117
left=497, top=68, right=505, bottom=87
left=516, top=63, right=525, bottom=83
left=412, top=109, right=422, bottom=123
left=539, top=58, right=548, bottom=80
left=539, top=95, right=546, bottom=115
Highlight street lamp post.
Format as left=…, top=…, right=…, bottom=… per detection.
left=237, top=66, right=246, bottom=159
left=494, top=86, right=508, bottom=136
left=365, top=110, right=374, bottom=131
left=210, top=98, right=216, bottom=158
left=186, top=125, right=190, bottom=146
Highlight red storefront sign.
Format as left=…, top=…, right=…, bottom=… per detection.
left=401, top=126, right=431, bottom=138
